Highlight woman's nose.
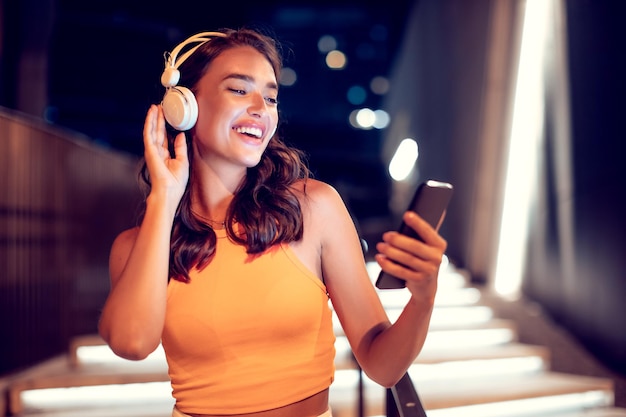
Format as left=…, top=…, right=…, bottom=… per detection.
left=247, top=92, right=267, bottom=117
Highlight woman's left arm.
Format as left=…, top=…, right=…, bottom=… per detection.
left=315, top=183, right=447, bottom=388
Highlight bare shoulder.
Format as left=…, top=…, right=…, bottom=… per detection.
left=111, top=227, right=139, bottom=252
left=294, top=178, right=344, bottom=208
left=293, top=178, right=348, bottom=224
left=293, top=178, right=353, bottom=236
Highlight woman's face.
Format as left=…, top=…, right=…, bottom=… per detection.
left=192, top=45, right=279, bottom=171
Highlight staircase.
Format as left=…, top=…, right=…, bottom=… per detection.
left=2, top=261, right=625, bottom=417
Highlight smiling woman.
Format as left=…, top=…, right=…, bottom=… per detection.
left=97, top=27, right=449, bottom=417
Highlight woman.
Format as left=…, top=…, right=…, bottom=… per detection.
left=98, top=27, right=447, bottom=417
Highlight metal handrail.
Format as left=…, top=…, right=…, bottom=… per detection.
left=386, top=372, right=429, bottom=417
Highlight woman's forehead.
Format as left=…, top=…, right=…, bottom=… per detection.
left=208, top=46, right=276, bottom=81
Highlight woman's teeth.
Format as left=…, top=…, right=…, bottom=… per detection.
left=234, top=126, right=262, bottom=138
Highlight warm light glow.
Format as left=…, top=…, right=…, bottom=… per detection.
left=494, top=0, right=555, bottom=298
left=325, top=50, right=347, bottom=69
left=388, top=138, right=418, bottom=181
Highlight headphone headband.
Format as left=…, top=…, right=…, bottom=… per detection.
left=160, top=31, right=227, bottom=131
left=165, top=31, right=228, bottom=71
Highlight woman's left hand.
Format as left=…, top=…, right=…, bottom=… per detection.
left=375, top=211, right=448, bottom=303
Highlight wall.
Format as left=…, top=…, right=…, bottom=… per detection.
left=0, top=109, right=142, bottom=375
left=523, top=0, right=626, bottom=374
left=386, top=0, right=626, bottom=375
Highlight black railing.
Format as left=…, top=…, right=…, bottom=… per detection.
left=355, top=363, right=427, bottom=417
left=385, top=372, right=428, bottom=417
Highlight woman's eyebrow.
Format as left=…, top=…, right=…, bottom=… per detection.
left=223, top=73, right=278, bottom=91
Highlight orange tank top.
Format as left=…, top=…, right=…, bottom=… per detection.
left=161, top=228, right=336, bottom=414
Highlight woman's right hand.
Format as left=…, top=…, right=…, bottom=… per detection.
left=143, top=104, right=189, bottom=202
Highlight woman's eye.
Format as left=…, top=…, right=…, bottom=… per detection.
left=265, top=97, right=278, bottom=105
left=228, top=88, right=246, bottom=95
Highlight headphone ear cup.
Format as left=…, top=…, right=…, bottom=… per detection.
left=162, top=86, right=198, bottom=131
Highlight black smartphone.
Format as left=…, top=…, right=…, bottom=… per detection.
left=375, top=180, right=454, bottom=290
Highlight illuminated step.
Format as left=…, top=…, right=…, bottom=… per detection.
left=333, top=309, right=512, bottom=336
left=18, top=382, right=174, bottom=416
left=334, top=337, right=549, bottom=372
left=329, top=371, right=615, bottom=417
left=376, top=286, right=482, bottom=308
left=4, top=355, right=170, bottom=415
left=366, top=406, right=626, bottom=417
left=366, top=258, right=470, bottom=292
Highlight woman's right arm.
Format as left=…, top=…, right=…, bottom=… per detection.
left=98, top=105, right=188, bottom=360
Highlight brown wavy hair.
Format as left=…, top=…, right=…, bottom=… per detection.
left=139, top=28, right=311, bottom=282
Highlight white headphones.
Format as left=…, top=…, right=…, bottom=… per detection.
left=160, top=31, right=227, bottom=131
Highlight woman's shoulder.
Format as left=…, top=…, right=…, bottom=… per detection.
left=292, top=178, right=349, bottom=223
left=294, top=178, right=343, bottom=206
left=114, top=226, right=140, bottom=244
left=110, top=226, right=139, bottom=257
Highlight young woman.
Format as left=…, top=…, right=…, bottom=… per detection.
left=98, top=27, right=447, bottom=417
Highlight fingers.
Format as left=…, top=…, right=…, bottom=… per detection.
left=143, top=105, right=156, bottom=148
left=143, top=105, right=167, bottom=153
left=375, top=211, right=448, bottom=282
left=402, top=211, right=446, bottom=247
left=172, top=132, right=188, bottom=164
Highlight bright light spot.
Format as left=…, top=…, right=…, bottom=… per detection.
left=317, top=35, right=337, bottom=53
left=409, top=356, right=545, bottom=382
left=372, top=109, right=390, bottom=129
left=426, top=391, right=611, bottom=417
left=279, top=67, right=297, bottom=86
left=347, top=85, right=367, bottom=105
left=424, top=327, right=515, bottom=351
left=494, top=0, right=554, bottom=298
left=349, top=108, right=390, bottom=130
left=370, top=76, right=390, bottom=95
left=355, top=108, right=376, bottom=128
left=21, top=382, right=174, bottom=409
left=388, top=138, right=418, bottom=181
left=385, top=305, right=493, bottom=329
left=76, top=344, right=166, bottom=364
left=325, top=50, right=347, bottom=69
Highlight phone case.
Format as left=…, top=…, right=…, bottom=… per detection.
left=375, top=180, right=454, bottom=289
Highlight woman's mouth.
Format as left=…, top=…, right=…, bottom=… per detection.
left=233, top=126, right=263, bottom=139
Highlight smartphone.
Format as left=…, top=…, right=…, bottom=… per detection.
left=375, top=180, right=454, bottom=289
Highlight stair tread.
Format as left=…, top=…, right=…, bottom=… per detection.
left=334, top=316, right=518, bottom=336
left=532, top=408, right=626, bottom=417
left=329, top=371, right=615, bottom=415
left=414, top=371, right=614, bottom=410
left=335, top=338, right=549, bottom=369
